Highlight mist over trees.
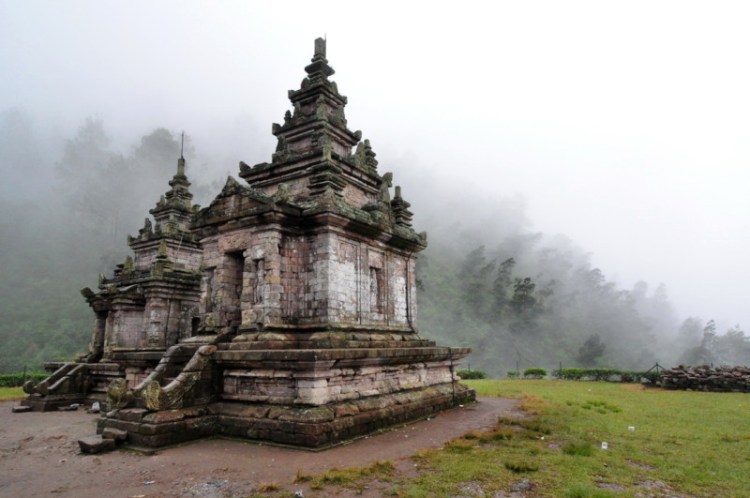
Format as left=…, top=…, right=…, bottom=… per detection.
left=1, top=109, right=748, bottom=374
left=0, top=111, right=206, bottom=372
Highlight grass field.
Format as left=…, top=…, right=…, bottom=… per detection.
left=302, top=379, right=750, bottom=497
left=0, top=387, right=24, bottom=401
left=407, top=380, right=750, bottom=497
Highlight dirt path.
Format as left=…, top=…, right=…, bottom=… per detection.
left=0, top=397, right=521, bottom=497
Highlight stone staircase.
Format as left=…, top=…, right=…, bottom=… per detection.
left=20, top=362, right=122, bottom=411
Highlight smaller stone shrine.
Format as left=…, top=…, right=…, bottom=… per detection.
left=21, top=38, right=474, bottom=449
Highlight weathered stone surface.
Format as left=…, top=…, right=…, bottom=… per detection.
left=142, top=410, right=185, bottom=424
left=333, top=403, right=359, bottom=417
left=11, top=405, right=32, bottom=413
left=78, top=435, right=116, bottom=454
left=116, top=408, right=148, bottom=421
left=101, top=427, right=128, bottom=441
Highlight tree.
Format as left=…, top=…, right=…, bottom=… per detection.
left=678, top=319, right=718, bottom=366
left=57, top=118, right=132, bottom=247
left=713, top=325, right=750, bottom=366
left=677, top=317, right=704, bottom=348
left=460, top=245, right=496, bottom=319
left=491, top=257, right=515, bottom=319
left=509, top=277, right=541, bottom=334
left=0, top=108, right=49, bottom=199
left=577, top=333, right=606, bottom=366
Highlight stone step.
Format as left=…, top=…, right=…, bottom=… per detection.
left=11, top=405, right=32, bottom=413
left=78, top=435, right=116, bottom=454
left=101, top=427, right=128, bottom=441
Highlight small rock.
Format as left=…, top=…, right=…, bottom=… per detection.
left=511, top=478, right=533, bottom=493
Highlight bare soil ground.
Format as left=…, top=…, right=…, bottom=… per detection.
left=0, top=398, right=521, bottom=497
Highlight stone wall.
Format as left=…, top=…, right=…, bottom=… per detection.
left=135, top=243, right=202, bottom=271
left=221, top=360, right=456, bottom=406
left=106, top=308, right=145, bottom=350
left=197, top=225, right=416, bottom=332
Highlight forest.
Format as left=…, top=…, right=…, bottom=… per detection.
left=1, top=109, right=748, bottom=375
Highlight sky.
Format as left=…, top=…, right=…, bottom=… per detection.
left=1, top=1, right=749, bottom=331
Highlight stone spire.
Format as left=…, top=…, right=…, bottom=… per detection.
left=239, top=37, right=363, bottom=199
left=131, top=154, right=196, bottom=244
left=160, top=155, right=194, bottom=213
left=128, top=151, right=201, bottom=274
left=237, top=38, right=418, bottom=241
left=304, top=37, right=335, bottom=82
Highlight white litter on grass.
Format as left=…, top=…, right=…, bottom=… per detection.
left=628, top=426, right=635, bottom=431
left=601, top=442, right=608, bottom=450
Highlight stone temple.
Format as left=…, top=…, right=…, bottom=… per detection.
left=21, top=39, right=474, bottom=449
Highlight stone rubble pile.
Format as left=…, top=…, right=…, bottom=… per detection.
left=660, top=365, right=750, bottom=392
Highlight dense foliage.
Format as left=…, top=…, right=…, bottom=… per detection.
left=0, top=372, right=47, bottom=387
left=416, top=233, right=681, bottom=376
left=0, top=114, right=204, bottom=372
left=523, top=368, right=547, bottom=378
left=456, top=369, right=486, bottom=380
left=552, top=368, right=660, bottom=384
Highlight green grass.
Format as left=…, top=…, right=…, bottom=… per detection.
left=0, top=387, right=25, bottom=401
left=450, top=379, right=750, bottom=497
left=309, top=460, right=395, bottom=492
left=307, top=380, right=750, bottom=497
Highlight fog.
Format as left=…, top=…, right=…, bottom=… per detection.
left=2, top=1, right=749, bottom=349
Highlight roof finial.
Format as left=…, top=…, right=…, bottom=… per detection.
left=306, top=37, right=334, bottom=79
left=314, top=37, right=326, bottom=59
left=176, top=131, right=186, bottom=178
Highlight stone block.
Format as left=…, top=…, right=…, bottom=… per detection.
left=117, top=408, right=148, bottom=421
left=333, top=403, right=359, bottom=417
left=102, top=427, right=128, bottom=441
left=142, top=410, right=185, bottom=424
left=279, top=406, right=334, bottom=423
left=11, top=405, right=32, bottom=413
left=78, top=435, right=116, bottom=454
